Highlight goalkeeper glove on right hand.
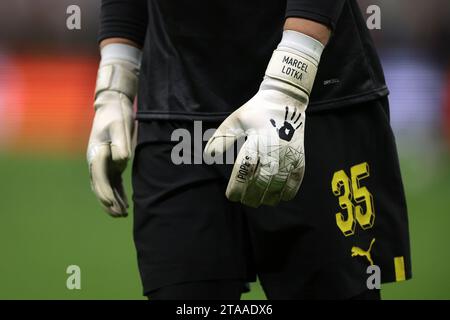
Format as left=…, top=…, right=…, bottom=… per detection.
left=87, top=44, right=141, bottom=217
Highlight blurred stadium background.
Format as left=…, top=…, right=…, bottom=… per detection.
left=0, top=0, right=449, bottom=299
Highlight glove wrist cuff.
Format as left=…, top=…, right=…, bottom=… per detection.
left=95, top=43, right=142, bottom=106
left=95, top=64, right=139, bottom=103
left=100, top=43, right=142, bottom=68
left=265, top=31, right=324, bottom=96
left=278, top=30, right=324, bottom=64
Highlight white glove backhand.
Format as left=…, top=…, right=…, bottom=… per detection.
left=87, top=44, right=141, bottom=217
left=205, top=31, right=323, bottom=208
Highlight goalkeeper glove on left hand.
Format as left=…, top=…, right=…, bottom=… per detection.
left=205, top=31, right=324, bottom=208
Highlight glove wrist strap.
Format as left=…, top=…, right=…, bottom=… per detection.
left=95, top=63, right=139, bottom=102
left=265, top=31, right=324, bottom=95
left=95, top=43, right=142, bottom=105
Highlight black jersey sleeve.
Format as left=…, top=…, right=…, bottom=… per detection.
left=98, top=0, right=148, bottom=47
left=286, top=0, right=346, bottom=30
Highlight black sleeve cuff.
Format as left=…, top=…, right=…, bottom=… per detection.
left=285, top=0, right=346, bottom=30
left=98, top=0, right=148, bottom=47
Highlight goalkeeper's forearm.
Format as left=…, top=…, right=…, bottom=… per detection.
left=100, top=37, right=141, bottom=49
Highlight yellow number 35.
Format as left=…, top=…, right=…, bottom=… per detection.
left=331, top=162, right=375, bottom=237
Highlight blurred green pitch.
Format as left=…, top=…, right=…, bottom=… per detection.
left=0, top=152, right=449, bottom=300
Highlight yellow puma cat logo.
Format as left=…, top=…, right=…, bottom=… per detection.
left=351, top=238, right=376, bottom=266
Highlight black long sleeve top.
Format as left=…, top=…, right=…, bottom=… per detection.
left=99, top=0, right=388, bottom=121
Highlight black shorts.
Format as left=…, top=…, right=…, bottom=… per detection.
left=132, top=97, right=411, bottom=299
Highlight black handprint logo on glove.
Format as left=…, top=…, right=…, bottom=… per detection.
left=270, top=106, right=303, bottom=142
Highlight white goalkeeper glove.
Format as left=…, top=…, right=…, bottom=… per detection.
left=205, top=31, right=324, bottom=208
left=87, top=44, right=141, bottom=217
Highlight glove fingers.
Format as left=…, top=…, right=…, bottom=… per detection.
left=243, top=154, right=287, bottom=207
left=107, top=169, right=128, bottom=217
left=204, top=112, right=244, bottom=158
left=241, top=132, right=283, bottom=207
left=89, top=145, right=114, bottom=205
left=97, top=197, right=126, bottom=218
left=110, top=173, right=129, bottom=210
left=241, top=150, right=274, bottom=208
left=108, top=117, right=131, bottom=214
left=110, top=120, right=132, bottom=163
left=281, top=160, right=305, bottom=202
left=225, top=138, right=259, bottom=203
left=261, top=172, right=289, bottom=206
left=241, top=163, right=266, bottom=208
left=89, top=144, right=127, bottom=217
left=261, top=143, right=296, bottom=206
left=112, top=189, right=128, bottom=217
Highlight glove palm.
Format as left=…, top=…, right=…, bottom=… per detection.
left=205, top=80, right=307, bottom=207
